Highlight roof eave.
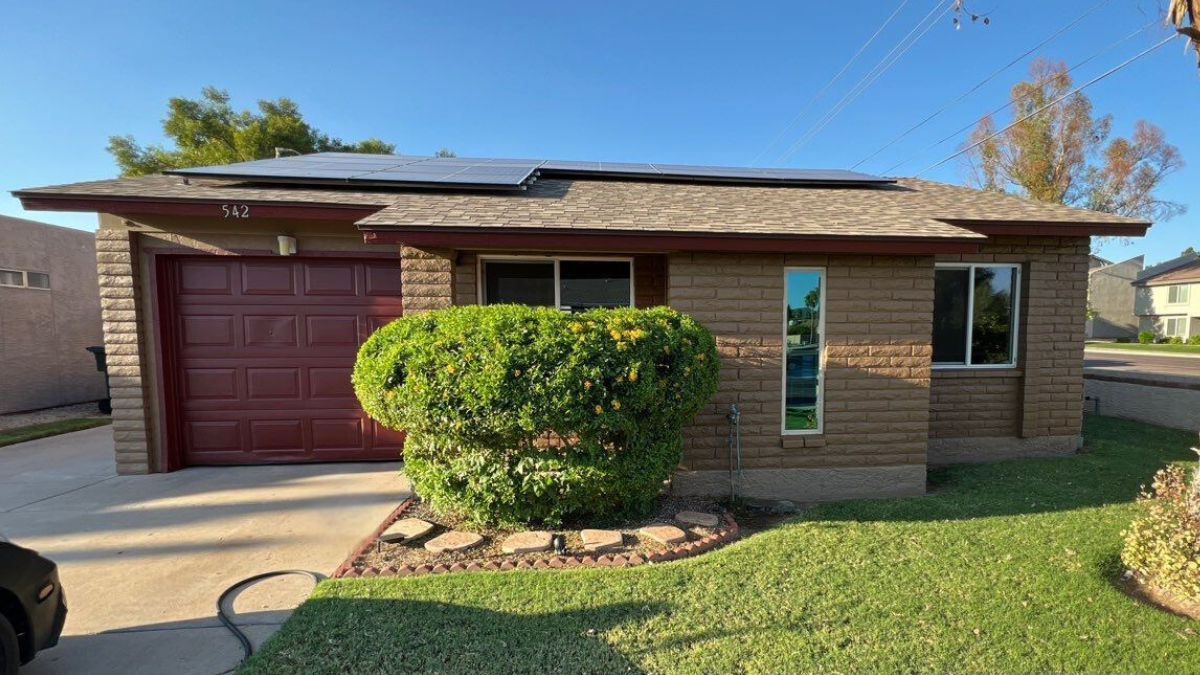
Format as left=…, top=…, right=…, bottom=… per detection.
left=12, top=192, right=384, bottom=222
left=358, top=225, right=984, bottom=255
left=946, top=218, right=1152, bottom=237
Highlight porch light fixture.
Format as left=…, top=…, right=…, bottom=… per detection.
left=277, top=235, right=297, bottom=256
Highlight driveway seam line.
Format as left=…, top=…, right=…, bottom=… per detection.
left=3, top=474, right=119, bottom=512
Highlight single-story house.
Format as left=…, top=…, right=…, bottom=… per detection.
left=0, top=215, right=106, bottom=414
left=13, top=154, right=1149, bottom=502
left=1133, top=256, right=1200, bottom=340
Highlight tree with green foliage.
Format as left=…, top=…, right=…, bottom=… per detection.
left=107, top=87, right=396, bottom=176
left=965, top=60, right=1184, bottom=223
left=435, top=147, right=457, bottom=158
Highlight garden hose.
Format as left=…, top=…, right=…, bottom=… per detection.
left=216, top=569, right=323, bottom=666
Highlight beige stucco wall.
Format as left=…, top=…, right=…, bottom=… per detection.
left=1086, top=256, right=1141, bottom=339
left=0, top=215, right=105, bottom=413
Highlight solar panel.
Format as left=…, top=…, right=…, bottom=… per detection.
left=166, top=152, right=894, bottom=189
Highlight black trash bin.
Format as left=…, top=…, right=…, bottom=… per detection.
left=86, top=346, right=112, bottom=415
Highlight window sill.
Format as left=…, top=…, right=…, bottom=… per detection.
left=780, top=434, right=825, bottom=449
left=932, top=366, right=1022, bottom=378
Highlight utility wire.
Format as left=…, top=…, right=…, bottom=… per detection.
left=883, top=19, right=1158, bottom=175
left=774, top=0, right=953, bottom=166
left=914, top=33, right=1179, bottom=177
left=750, top=0, right=913, bottom=166
left=850, top=0, right=1115, bottom=170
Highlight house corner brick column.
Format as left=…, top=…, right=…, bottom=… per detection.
left=96, top=227, right=154, bottom=474
left=400, top=245, right=456, bottom=314
left=1019, top=237, right=1090, bottom=441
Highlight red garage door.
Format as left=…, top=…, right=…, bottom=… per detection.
left=165, top=256, right=405, bottom=466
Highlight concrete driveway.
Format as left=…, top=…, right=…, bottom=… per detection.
left=0, top=425, right=408, bottom=675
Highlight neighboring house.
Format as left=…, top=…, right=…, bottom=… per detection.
left=1133, top=256, right=1200, bottom=340
left=1086, top=255, right=1143, bottom=340
left=13, top=154, right=1148, bottom=502
left=1088, top=254, right=1113, bottom=270
left=0, top=215, right=106, bottom=413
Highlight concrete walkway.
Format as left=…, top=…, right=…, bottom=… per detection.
left=0, top=426, right=408, bottom=675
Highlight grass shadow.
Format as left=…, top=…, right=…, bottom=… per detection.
left=808, top=415, right=1196, bottom=524
left=241, top=596, right=666, bottom=674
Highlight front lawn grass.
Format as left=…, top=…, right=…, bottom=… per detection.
left=1087, top=341, right=1200, bottom=354
left=0, top=417, right=110, bottom=448
left=241, top=415, right=1199, bottom=675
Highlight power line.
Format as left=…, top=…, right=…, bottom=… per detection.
left=882, top=20, right=1158, bottom=175
left=914, top=33, right=1179, bottom=177
left=850, top=0, right=1115, bottom=170
left=774, top=0, right=953, bottom=166
left=750, top=0, right=913, bottom=166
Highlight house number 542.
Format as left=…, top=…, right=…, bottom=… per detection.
left=221, top=204, right=250, bottom=218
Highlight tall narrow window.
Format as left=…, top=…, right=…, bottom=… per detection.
left=783, top=269, right=823, bottom=432
left=933, top=264, right=1020, bottom=367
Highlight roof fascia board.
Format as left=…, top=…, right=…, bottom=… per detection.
left=946, top=219, right=1151, bottom=237
left=360, top=227, right=982, bottom=255
left=14, top=194, right=383, bottom=222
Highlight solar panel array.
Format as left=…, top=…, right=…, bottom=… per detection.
left=167, top=152, right=894, bottom=189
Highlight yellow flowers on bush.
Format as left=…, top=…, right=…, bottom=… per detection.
left=1121, top=463, right=1200, bottom=602
left=352, top=304, right=720, bottom=525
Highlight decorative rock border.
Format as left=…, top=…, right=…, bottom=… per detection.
left=331, top=499, right=740, bottom=579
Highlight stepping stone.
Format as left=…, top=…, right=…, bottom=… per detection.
left=501, top=531, right=553, bottom=554
left=379, top=517, right=435, bottom=544
left=581, top=529, right=624, bottom=552
left=675, top=511, right=720, bottom=528
left=638, top=524, right=687, bottom=546
left=424, top=531, right=483, bottom=553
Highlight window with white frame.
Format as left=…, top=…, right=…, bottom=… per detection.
left=783, top=268, right=824, bottom=433
left=933, top=264, right=1020, bottom=367
left=480, top=257, right=633, bottom=311
left=1168, top=284, right=1190, bottom=305
left=1165, top=316, right=1188, bottom=337
left=0, top=269, right=50, bottom=290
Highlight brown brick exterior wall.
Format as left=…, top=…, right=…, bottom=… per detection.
left=96, top=228, right=154, bottom=474
left=929, top=370, right=1021, bottom=438
left=400, top=246, right=455, bottom=314
left=668, top=253, right=933, bottom=473
left=930, top=236, right=1090, bottom=444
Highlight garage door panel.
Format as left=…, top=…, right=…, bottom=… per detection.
left=248, top=420, right=307, bottom=454
left=183, top=368, right=239, bottom=400
left=312, top=418, right=364, bottom=451
left=246, top=367, right=302, bottom=400
left=244, top=315, right=299, bottom=347
left=306, top=315, right=360, bottom=347
left=365, top=263, right=403, bottom=296
left=181, top=315, right=236, bottom=347
left=241, top=261, right=297, bottom=295
left=170, top=256, right=402, bottom=466
left=303, top=263, right=358, bottom=296
left=309, top=367, right=355, bottom=399
left=185, top=420, right=243, bottom=454
left=178, top=260, right=234, bottom=295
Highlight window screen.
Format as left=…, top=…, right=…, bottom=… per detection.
left=26, top=272, right=50, bottom=289
left=932, top=268, right=970, bottom=364
left=559, top=260, right=631, bottom=310
left=483, top=261, right=555, bottom=306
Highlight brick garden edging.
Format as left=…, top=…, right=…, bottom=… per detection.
left=331, top=499, right=740, bottom=579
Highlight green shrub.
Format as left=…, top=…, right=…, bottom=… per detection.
left=1115, top=337, right=1131, bottom=344
left=353, top=305, right=721, bottom=525
left=1190, top=335, right=1200, bottom=346
left=1138, top=331, right=1155, bottom=344
left=1165, top=336, right=1185, bottom=345
left=1121, top=464, right=1200, bottom=603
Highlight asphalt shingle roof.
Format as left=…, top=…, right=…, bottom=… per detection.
left=14, top=173, right=1148, bottom=241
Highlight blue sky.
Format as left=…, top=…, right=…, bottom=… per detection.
left=2, top=1, right=1195, bottom=264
